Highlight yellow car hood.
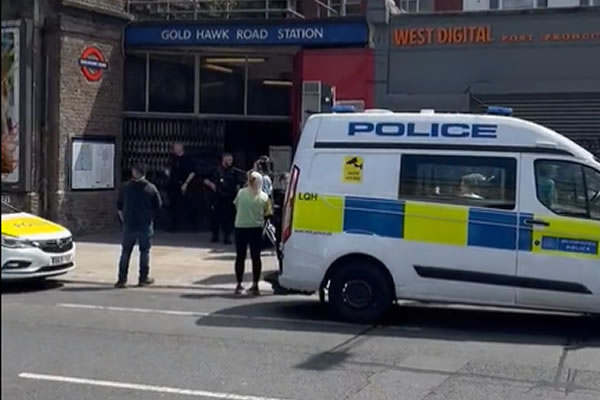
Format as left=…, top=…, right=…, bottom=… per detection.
left=2, top=212, right=70, bottom=239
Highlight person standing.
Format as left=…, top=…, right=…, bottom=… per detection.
left=165, top=143, right=195, bottom=232
left=116, top=163, right=162, bottom=288
left=233, top=171, right=272, bottom=295
left=204, top=153, right=240, bottom=244
left=254, top=155, right=273, bottom=198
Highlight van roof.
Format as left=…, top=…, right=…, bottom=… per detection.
left=307, top=111, right=595, bottom=162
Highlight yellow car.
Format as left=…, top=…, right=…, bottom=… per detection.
left=1, top=201, right=75, bottom=281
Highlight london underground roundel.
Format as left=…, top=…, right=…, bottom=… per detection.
left=79, top=47, right=108, bottom=82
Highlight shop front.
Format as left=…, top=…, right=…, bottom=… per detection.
left=371, top=6, right=600, bottom=155
left=122, top=18, right=373, bottom=230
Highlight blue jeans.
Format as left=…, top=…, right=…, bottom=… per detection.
left=118, top=226, right=153, bottom=282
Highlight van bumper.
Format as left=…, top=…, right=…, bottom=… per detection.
left=279, top=274, right=318, bottom=294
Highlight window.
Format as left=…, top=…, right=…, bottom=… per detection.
left=149, top=55, right=194, bottom=113
left=199, top=56, right=245, bottom=114
left=535, top=160, right=600, bottom=220
left=247, top=55, right=292, bottom=116
left=502, top=0, right=534, bottom=8
left=124, top=54, right=146, bottom=112
left=398, top=0, right=419, bottom=12
left=584, top=167, right=600, bottom=220
left=399, top=155, right=517, bottom=209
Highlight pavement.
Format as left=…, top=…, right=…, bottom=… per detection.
left=67, top=231, right=279, bottom=291
left=2, top=233, right=600, bottom=400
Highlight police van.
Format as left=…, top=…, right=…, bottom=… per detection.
left=278, top=107, right=600, bottom=323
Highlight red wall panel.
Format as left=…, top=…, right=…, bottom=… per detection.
left=435, top=0, right=462, bottom=11
left=292, top=48, right=374, bottom=142
left=300, top=48, right=374, bottom=107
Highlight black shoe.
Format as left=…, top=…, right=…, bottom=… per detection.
left=138, top=277, right=155, bottom=287
left=234, top=284, right=244, bottom=295
left=114, top=281, right=126, bottom=289
left=247, top=285, right=260, bottom=296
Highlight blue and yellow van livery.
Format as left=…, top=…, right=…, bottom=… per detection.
left=280, top=107, right=600, bottom=323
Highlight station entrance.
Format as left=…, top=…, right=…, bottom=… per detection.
left=122, top=50, right=299, bottom=231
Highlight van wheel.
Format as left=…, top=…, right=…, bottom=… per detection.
left=328, top=261, right=393, bottom=324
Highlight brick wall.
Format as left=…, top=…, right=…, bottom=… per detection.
left=2, top=192, right=41, bottom=215
left=46, top=13, right=125, bottom=235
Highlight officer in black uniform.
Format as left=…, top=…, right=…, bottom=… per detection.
left=204, top=153, right=241, bottom=244
left=166, top=143, right=196, bottom=232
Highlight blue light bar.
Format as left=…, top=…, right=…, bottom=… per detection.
left=332, top=105, right=356, bottom=113
left=487, top=106, right=513, bottom=116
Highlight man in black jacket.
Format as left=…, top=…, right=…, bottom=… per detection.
left=116, top=163, right=162, bottom=288
left=204, top=153, right=241, bottom=244
left=166, top=143, right=196, bottom=232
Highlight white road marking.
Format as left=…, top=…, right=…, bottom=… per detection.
left=58, top=303, right=210, bottom=317
left=56, top=303, right=357, bottom=328
left=19, top=372, right=293, bottom=400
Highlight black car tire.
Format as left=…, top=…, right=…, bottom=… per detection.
left=328, top=260, right=393, bottom=324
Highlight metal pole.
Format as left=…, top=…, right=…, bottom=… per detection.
left=243, top=56, right=249, bottom=116
left=194, top=54, right=200, bottom=114
left=145, top=53, right=150, bottom=112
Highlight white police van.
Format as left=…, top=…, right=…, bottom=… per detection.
left=279, top=106, right=600, bottom=323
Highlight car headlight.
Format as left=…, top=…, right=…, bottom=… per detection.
left=1, top=234, right=38, bottom=249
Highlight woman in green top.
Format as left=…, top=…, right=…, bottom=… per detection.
left=233, top=171, right=273, bottom=295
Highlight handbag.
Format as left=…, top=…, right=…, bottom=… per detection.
left=262, top=220, right=277, bottom=246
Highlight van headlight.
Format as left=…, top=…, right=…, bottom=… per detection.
left=1, top=234, right=38, bottom=249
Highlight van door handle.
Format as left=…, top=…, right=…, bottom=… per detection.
left=524, top=219, right=550, bottom=227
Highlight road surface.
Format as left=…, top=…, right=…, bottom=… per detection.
left=2, top=280, right=599, bottom=400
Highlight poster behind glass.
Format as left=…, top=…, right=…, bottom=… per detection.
left=1, top=26, right=20, bottom=184
left=71, top=139, right=115, bottom=190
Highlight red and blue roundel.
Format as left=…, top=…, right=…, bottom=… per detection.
left=79, top=47, right=108, bottom=82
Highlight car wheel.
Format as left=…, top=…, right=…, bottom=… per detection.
left=328, top=260, right=393, bottom=324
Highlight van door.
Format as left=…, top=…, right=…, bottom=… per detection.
left=398, top=153, right=519, bottom=306
left=516, top=155, right=600, bottom=313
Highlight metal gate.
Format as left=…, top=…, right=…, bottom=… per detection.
left=123, top=117, right=225, bottom=186
left=122, top=117, right=226, bottom=230
left=470, top=93, right=600, bottom=156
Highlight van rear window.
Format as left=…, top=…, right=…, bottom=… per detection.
left=399, top=155, right=517, bottom=210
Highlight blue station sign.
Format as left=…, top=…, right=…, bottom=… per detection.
left=125, top=21, right=369, bottom=47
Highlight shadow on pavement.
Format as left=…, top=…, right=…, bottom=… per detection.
left=61, top=285, right=116, bottom=292
left=181, top=293, right=254, bottom=301
left=57, top=279, right=235, bottom=293
left=76, top=232, right=233, bottom=249
left=1, top=279, right=64, bottom=294
left=194, top=272, right=254, bottom=285
left=202, top=254, right=236, bottom=261
left=194, top=299, right=600, bottom=347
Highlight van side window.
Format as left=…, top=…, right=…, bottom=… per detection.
left=584, top=167, right=600, bottom=220
left=399, top=155, right=517, bottom=210
left=534, top=160, right=593, bottom=219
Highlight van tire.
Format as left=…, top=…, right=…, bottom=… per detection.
left=328, top=261, right=393, bottom=324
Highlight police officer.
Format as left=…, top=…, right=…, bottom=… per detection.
left=204, top=153, right=241, bottom=244
left=165, top=143, right=195, bottom=232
